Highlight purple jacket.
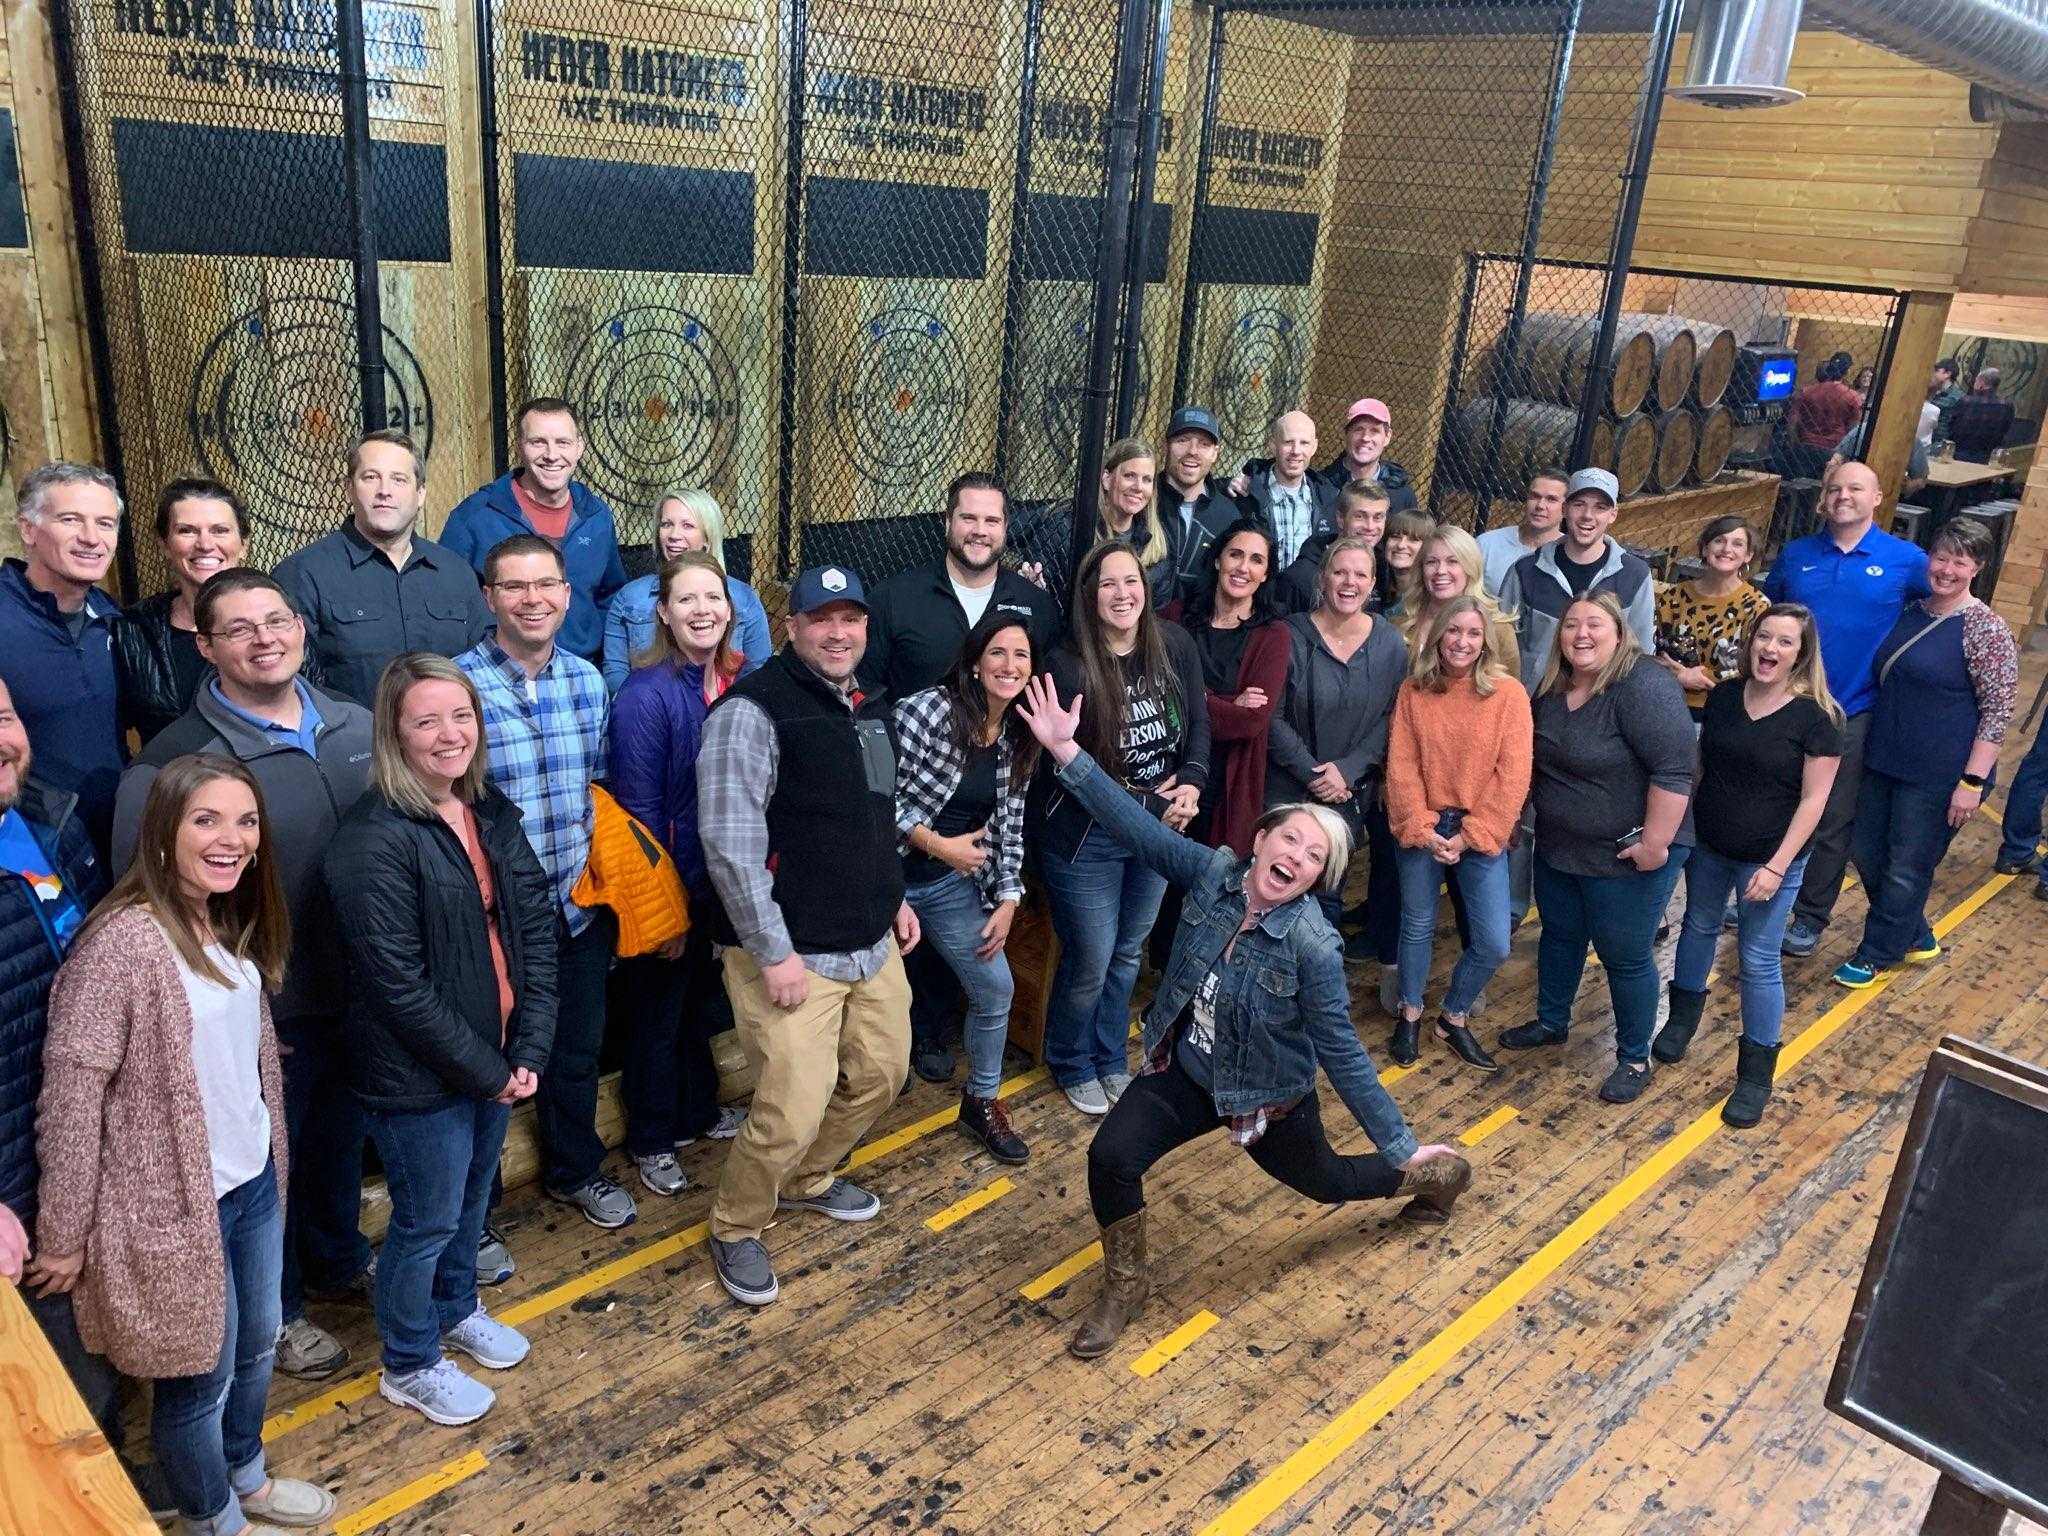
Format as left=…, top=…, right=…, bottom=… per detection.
left=608, top=657, right=716, bottom=897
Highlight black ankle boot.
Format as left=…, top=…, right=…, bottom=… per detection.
left=1389, top=1014, right=1421, bottom=1065
left=957, top=1092, right=1028, bottom=1164
left=1722, top=1038, right=1779, bottom=1128
left=1652, top=983, right=1709, bottom=1064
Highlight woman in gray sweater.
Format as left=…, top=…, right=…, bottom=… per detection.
left=1498, top=591, right=1696, bottom=1104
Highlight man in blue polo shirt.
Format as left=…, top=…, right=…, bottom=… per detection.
left=1761, top=460, right=1930, bottom=956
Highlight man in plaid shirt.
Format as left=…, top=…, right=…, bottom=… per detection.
left=457, top=534, right=636, bottom=1241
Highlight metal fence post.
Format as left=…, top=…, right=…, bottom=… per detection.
left=1115, top=0, right=1174, bottom=438
left=774, top=0, right=811, bottom=579
left=992, top=0, right=1048, bottom=485
left=473, top=0, right=510, bottom=471
left=337, top=0, right=387, bottom=432
left=1170, top=4, right=1225, bottom=412
left=1430, top=250, right=1484, bottom=521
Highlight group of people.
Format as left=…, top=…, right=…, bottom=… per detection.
left=0, top=384, right=2025, bottom=1532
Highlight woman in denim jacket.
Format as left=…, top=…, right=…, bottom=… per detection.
left=1015, top=677, right=1471, bottom=1361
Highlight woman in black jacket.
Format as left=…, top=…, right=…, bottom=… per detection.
left=323, top=652, right=557, bottom=1429
left=1035, top=541, right=1210, bottom=1117
left=112, top=479, right=321, bottom=743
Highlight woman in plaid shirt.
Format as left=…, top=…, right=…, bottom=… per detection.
left=892, top=609, right=1041, bottom=1164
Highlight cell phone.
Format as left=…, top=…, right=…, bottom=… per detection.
left=1435, top=807, right=1468, bottom=840
left=1615, top=826, right=1645, bottom=853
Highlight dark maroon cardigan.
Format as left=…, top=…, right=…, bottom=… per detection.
left=1165, top=608, right=1290, bottom=857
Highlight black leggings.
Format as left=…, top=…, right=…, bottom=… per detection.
left=1086, top=1052, right=1404, bottom=1225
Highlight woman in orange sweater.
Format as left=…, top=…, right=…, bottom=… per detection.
left=1384, top=595, right=1533, bottom=1072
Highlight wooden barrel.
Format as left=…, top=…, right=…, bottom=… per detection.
left=1587, top=415, right=1616, bottom=474
left=1451, top=397, right=1579, bottom=490
left=1652, top=407, right=1699, bottom=492
left=1685, top=323, right=1738, bottom=407
left=1612, top=412, right=1656, bottom=498
left=1629, top=315, right=1700, bottom=412
left=1519, top=314, right=1656, bottom=418
left=1693, top=403, right=1735, bottom=482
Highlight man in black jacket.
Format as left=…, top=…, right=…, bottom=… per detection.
left=1274, top=478, right=1390, bottom=615
left=113, top=569, right=377, bottom=1382
left=1155, top=406, right=1246, bottom=606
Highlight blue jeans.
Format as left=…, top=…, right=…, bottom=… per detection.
left=1997, top=715, right=2048, bottom=870
left=1395, top=845, right=1511, bottom=1015
left=277, top=1015, right=371, bottom=1322
left=1039, top=826, right=1169, bottom=1087
left=1675, top=846, right=1808, bottom=1046
left=906, top=873, right=1015, bottom=1098
left=1849, top=770, right=1956, bottom=968
left=152, top=1159, right=284, bottom=1532
left=1533, top=848, right=1691, bottom=1062
left=367, top=1097, right=512, bottom=1375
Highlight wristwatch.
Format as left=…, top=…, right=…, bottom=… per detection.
left=1959, top=773, right=1987, bottom=792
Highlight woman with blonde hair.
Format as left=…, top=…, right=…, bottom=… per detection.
left=1016, top=438, right=1175, bottom=611
left=1657, top=603, right=1842, bottom=1127
left=1499, top=592, right=1696, bottom=1105
left=35, top=753, right=338, bottom=1534
left=1384, top=596, right=1532, bottom=1072
left=322, top=653, right=557, bottom=1428
left=601, top=488, right=772, bottom=690
left=1398, top=524, right=1520, bottom=679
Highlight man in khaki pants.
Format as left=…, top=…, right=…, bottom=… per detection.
left=696, top=565, right=921, bottom=1306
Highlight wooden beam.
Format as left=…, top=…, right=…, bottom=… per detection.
left=0, top=1285, right=154, bottom=1536
left=1866, top=291, right=1952, bottom=518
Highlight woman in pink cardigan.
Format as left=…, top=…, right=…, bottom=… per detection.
left=33, top=753, right=334, bottom=1536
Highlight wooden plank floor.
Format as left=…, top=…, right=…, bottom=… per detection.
left=240, top=699, right=2048, bottom=1535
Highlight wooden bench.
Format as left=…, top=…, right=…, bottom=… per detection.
left=0, top=1284, right=153, bottom=1535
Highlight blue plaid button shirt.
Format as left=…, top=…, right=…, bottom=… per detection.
left=457, top=635, right=609, bottom=935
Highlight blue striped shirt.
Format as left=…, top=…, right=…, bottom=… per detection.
left=457, top=635, right=609, bottom=935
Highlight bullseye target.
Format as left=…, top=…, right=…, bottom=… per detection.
left=187, top=298, right=435, bottom=527
left=830, top=307, right=970, bottom=489
left=1038, top=317, right=1152, bottom=458
left=560, top=306, right=741, bottom=513
left=1211, top=306, right=1304, bottom=447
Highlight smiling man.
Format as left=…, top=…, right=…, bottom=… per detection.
left=111, top=567, right=377, bottom=1384
left=440, top=398, right=628, bottom=662
left=1495, top=467, right=1655, bottom=693
left=1241, top=410, right=1337, bottom=568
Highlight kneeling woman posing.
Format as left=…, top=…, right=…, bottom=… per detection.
left=1014, top=677, right=1469, bottom=1361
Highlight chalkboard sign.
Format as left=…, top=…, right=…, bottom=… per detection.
left=1827, top=1037, right=2048, bottom=1528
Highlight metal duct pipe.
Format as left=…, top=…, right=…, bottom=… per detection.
left=1669, top=0, right=1806, bottom=109
left=1812, top=0, right=2048, bottom=115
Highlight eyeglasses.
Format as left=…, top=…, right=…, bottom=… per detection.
left=208, top=614, right=297, bottom=644
left=491, top=578, right=568, bottom=597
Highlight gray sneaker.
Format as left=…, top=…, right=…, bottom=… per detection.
left=636, top=1151, right=688, bottom=1197
left=1781, top=917, right=1820, bottom=957
left=710, top=1236, right=779, bottom=1306
left=274, top=1317, right=348, bottom=1380
left=442, top=1305, right=529, bottom=1370
left=676, top=1104, right=748, bottom=1149
left=1063, top=1079, right=1110, bottom=1116
left=778, top=1178, right=881, bottom=1222
left=380, top=1357, right=495, bottom=1426
left=1099, top=1069, right=1133, bottom=1105
left=477, top=1225, right=514, bottom=1286
left=547, top=1173, right=637, bottom=1230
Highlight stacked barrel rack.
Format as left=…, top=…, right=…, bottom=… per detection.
left=1452, top=312, right=1740, bottom=499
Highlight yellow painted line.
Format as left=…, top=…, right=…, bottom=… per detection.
left=1021, top=1240, right=1102, bottom=1301
left=1199, top=868, right=2015, bottom=1536
left=1132, top=1309, right=1221, bottom=1378
left=926, top=1176, right=1016, bottom=1233
left=1378, top=1063, right=1416, bottom=1087
left=268, top=1061, right=1055, bottom=1443
left=1458, top=1106, right=1520, bottom=1147
left=333, top=1450, right=488, bottom=1536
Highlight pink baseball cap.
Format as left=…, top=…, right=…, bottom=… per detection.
left=1345, top=398, right=1392, bottom=426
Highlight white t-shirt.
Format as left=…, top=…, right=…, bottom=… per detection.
left=165, top=926, right=271, bottom=1198
left=951, top=577, right=995, bottom=627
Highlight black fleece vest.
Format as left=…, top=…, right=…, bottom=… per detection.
left=705, top=648, right=903, bottom=953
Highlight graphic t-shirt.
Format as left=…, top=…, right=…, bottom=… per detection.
left=0, top=809, right=85, bottom=958
left=1117, top=649, right=1179, bottom=789
left=1176, top=966, right=1223, bottom=1091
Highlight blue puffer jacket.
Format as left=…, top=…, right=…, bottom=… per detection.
left=608, top=657, right=717, bottom=898
left=438, top=473, right=628, bottom=662
left=0, top=780, right=107, bottom=1236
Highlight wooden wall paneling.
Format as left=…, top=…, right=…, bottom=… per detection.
left=1962, top=125, right=2048, bottom=299
left=1990, top=451, right=2048, bottom=630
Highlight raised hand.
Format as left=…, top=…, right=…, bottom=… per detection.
left=1018, top=674, right=1083, bottom=765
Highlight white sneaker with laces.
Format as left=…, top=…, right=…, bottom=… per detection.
left=442, top=1305, right=530, bottom=1370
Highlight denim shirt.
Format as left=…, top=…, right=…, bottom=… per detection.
left=1053, top=749, right=1419, bottom=1166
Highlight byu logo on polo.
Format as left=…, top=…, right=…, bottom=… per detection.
left=1866, top=565, right=1884, bottom=577
left=823, top=568, right=849, bottom=593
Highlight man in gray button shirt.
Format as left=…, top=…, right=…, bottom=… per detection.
left=273, top=430, right=490, bottom=705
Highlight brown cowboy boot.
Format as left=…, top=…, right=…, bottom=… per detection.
left=1068, top=1212, right=1149, bottom=1360
left=1396, top=1151, right=1473, bottom=1225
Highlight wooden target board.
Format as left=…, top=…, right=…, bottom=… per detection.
left=57, top=0, right=482, bottom=579
left=1178, top=12, right=1350, bottom=476
left=493, top=0, right=784, bottom=566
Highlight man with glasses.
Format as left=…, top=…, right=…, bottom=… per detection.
left=275, top=429, right=492, bottom=706
left=111, top=567, right=377, bottom=1383
left=456, top=536, right=631, bottom=1236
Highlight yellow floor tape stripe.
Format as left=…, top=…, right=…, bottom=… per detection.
left=1022, top=1240, right=1103, bottom=1302
left=1199, top=868, right=2014, bottom=1536
left=333, top=1450, right=488, bottom=1536
left=1458, top=1106, right=1520, bottom=1147
left=1131, top=1310, right=1221, bottom=1378
left=926, top=1176, right=1016, bottom=1233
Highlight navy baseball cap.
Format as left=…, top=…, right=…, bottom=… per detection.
left=1167, top=406, right=1220, bottom=442
left=788, top=564, right=869, bottom=615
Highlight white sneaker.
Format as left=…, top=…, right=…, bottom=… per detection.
left=442, top=1305, right=530, bottom=1370
left=636, top=1151, right=688, bottom=1196
left=1099, top=1069, right=1133, bottom=1105
left=380, top=1358, right=495, bottom=1425
left=1064, top=1080, right=1110, bottom=1115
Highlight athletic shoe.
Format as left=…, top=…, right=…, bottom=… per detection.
left=547, top=1173, right=637, bottom=1230
left=380, top=1358, right=495, bottom=1426
left=442, top=1305, right=529, bottom=1370
left=477, top=1226, right=514, bottom=1286
left=1063, top=1079, right=1110, bottom=1116
left=274, top=1317, right=348, bottom=1381
left=237, top=1475, right=337, bottom=1527
left=1598, top=1060, right=1652, bottom=1104
left=1099, top=1069, right=1133, bottom=1105
left=1834, top=959, right=1879, bottom=989
left=778, top=1178, right=881, bottom=1222
left=1781, top=918, right=1820, bottom=957
left=1903, top=941, right=1942, bottom=964
left=636, top=1151, right=688, bottom=1197
left=677, top=1105, right=748, bottom=1148
left=710, top=1236, right=779, bottom=1306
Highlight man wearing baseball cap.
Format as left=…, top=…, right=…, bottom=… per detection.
left=1156, top=406, right=1248, bottom=605
left=1325, top=398, right=1419, bottom=515
left=1494, top=467, right=1655, bottom=695
left=696, top=564, right=921, bottom=1307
